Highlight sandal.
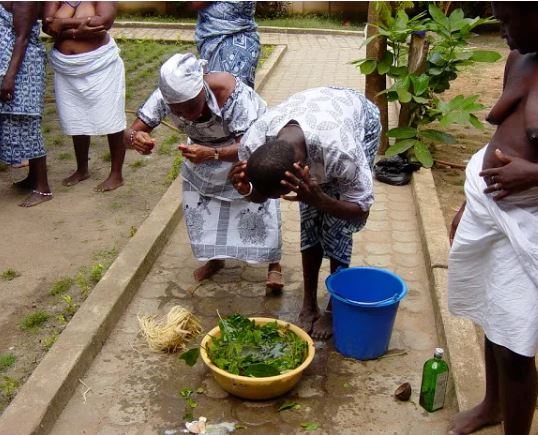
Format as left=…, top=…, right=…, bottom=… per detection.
left=266, top=270, right=284, bottom=295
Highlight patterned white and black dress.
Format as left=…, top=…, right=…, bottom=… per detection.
left=0, top=4, right=46, bottom=165
left=138, top=77, right=281, bottom=264
left=240, top=87, right=381, bottom=265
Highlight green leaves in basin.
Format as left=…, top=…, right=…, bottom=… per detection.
left=206, top=314, right=308, bottom=378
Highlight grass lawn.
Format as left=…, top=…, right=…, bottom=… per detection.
left=117, top=14, right=364, bottom=31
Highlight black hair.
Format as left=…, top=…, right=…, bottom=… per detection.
left=247, top=138, right=296, bottom=198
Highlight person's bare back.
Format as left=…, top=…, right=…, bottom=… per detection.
left=483, top=50, right=538, bottom=172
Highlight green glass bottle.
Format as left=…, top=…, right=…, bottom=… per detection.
left=419, top=347, right=449, bottom=412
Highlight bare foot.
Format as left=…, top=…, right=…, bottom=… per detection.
left=297, top=308, right=320, bottom=335
left=19, top=190, right=52, bottom=207
left=13, top=176, right=35, bottom=190
left=311, top=311, right=333, bottom=340
left=95, top=174, right=123, bottom=192
left=62, top=170, right=90, bottom=187
left=193, top=259, right=225, bottom=282
left=448, top=402, right=502, bottom=435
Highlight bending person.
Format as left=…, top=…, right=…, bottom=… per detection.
left=230, top=87, right=381, bottom=339
left=43, top=1, right=126, bottom=192
left=0, top=1, right=52, bottom=207
left=126, top=53, right=283, bottom=290
left=192, top=1, right=260, bottom=88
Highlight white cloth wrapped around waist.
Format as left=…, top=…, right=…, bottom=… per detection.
left=49, top=37, right=126, bottom=136
left=448, top=145, right=538, bottom=356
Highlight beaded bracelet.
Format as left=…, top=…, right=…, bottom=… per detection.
left=129, top=129, right=138, bottom=149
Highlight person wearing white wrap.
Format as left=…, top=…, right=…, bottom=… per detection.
left=448, top=4, right=538, bottom=435
left=125, top=53, right=283, bottom=290
left=43, top=1, right=126, bottom=192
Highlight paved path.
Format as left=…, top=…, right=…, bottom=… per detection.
left=51, top=28, right=454, bottom=434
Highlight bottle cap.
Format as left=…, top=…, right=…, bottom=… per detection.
left=434, top=347, right=444, bottom=358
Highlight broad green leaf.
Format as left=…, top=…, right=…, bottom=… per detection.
left=396, top=87, right=412, bottom=103
left=428, top=67, right=444, bottom=76
left=360, top=60, right=377, bottom=75
left=244, top=363, right=280, bottom=377
left=387, top=127, right=417, bottom=139
left=185, top=397, right=197, bottom=409
left=413, top=96, right=429, bottom=104
left=470, top=50, right=502, bottom=63
left=179, top=348, right=200, bottom=367
left=278, top=401, right=301, bottom=412
left=377, top=51, right=394, bottom=75
left=385, top=139, right=419, bottom=157
left=469, top=114, right=484, bottom=129
left=411, top=74, right=430, bottom=96
left=429, top=4, right=449, bottom=27
left=389, top=66, right=408, bottom=77
left=419, top=129, right=457, bottom=144
left=448, top=8, right=465, bottom=31
left=301, top=422, right=320, bottom=431
left=414, top=141, right=434, bottom=168
left=429, top=52, right=445, bottom=66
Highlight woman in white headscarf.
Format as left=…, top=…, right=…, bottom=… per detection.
left=125, top=53, right=283, bottom=289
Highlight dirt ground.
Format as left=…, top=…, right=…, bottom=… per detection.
left=0, top=39, right=193, bottom=411
left=431, top=33, right=510, bottom=230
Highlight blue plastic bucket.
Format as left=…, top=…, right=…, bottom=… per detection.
left=326, top=267, right=407, bottom=360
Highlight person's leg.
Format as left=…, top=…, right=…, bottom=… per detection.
left=193, top=259, right=225, bottom=282
left=63, top=135, right=90, bottom=186
left=19, top=156, right=52, bottom=207
left=95, top=131, right=124, bottom=192
left=310, top=257, right=347, bottom=340
left=297, top=242, right=323, bottom=334
left=266, top=262, right=284, bottom=294
left=495, top=341, right=537, bottom=435
left=448, top=336, right=502, bottom=434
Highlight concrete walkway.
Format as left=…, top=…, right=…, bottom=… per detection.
left=50, top=28, right=454, bottom=434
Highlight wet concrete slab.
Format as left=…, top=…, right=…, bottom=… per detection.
left=51, top=182, right=455, bottom=434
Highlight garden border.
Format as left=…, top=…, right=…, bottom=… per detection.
left=0, top=43, right=288, bottom=435
left=114, top=20, right=363, bottom=36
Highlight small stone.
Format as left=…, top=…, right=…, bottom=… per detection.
left=394, top=382, right=412, bottom=401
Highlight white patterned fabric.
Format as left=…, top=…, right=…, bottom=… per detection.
left=159, top=53, right=207, bottom=104
left=49, top=37, right=126, bottom=136
left=449, top=146, right=538, bottom=357
left=239, top=87, right=380, bottom=210
left=138, top=75, right=281, bottom=264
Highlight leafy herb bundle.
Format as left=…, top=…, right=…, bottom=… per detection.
left=207, top=315, right=308, bottom=378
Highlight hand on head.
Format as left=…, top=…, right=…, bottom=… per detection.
left=281, top=162, right=323, bottom=205
left=229, top=160, right=251, bottom=196
left=479, top=148, right=538, bottom=200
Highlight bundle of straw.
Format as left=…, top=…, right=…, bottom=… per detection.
left=138, top=305, right=202, bottom=353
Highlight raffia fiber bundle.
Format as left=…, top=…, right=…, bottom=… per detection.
left=138, top=305, right=202, bottom=353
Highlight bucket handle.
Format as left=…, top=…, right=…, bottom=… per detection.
left=335, top=293, right=399, bottom=307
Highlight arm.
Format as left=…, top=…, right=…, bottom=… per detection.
left=281, top=163, right=369, bottom=221
left=0, top=2, right=37, bottom=102
left=57, top=1, right=117, bottom=30
left=125, top=118, right=156, bottom=155
left=449, top=201, right=466, bottom=245
left=42, top=2, right=61, bottom=37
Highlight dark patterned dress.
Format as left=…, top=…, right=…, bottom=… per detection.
left=239, top=87, right=381, bottom=265
left=0, top=4, right=46, bottom=165
left=195, top=1, right=260, bottom=88
left=138, top=77, right=281, bottom=263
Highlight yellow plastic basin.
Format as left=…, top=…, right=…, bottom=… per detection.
left=200, top=317, right=315, bottom=400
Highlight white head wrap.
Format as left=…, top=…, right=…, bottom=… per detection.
left=159, top=53, right=208, bottom=104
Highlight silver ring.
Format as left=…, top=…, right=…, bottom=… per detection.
left=6, top=93, right=11, bottom=99
left=491, top=175, right=496, bottom=184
